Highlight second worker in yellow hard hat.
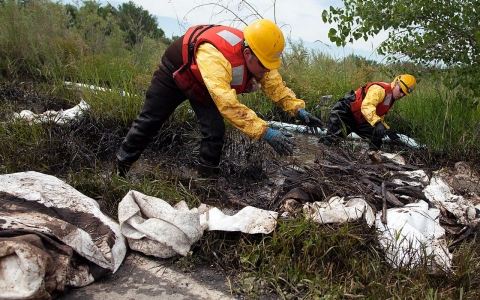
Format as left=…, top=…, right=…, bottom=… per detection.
left=115, top=19, right=324, bottom=177
left=318, top=74, right=416, bottom=151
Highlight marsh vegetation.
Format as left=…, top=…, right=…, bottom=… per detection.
left=1, top=0, right=480, bottom=299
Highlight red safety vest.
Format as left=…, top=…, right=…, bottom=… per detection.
left=177, top=25, right=254, bottom=95
left=350, top=82, right=394, bottom=124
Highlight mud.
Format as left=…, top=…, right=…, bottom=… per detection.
left=3, top=82, right=480, bottom=299
left=2, top=81, right=473, bottom=215
left=3, top=82, right=479, bottom=231
left=57, top=251, right=245, bottom=300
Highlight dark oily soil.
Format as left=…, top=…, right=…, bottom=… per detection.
left=1, top=81, right=471, bottom=215
left=4, top=82, right=480, bottom=300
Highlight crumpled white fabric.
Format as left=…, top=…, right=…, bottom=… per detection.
left=118, top=191, right=279, bottom=258
left=376, top=200, right=452, bottom=273
left=424, top=174, right=479, bottom=226
left=118, top=190, right=203, bottom=258
left=302, top=196, right=375, bottom=226
left=198, top=204, right=278, bottom=233
left=11, top=99, right=90, bottom=125
left=392, top=169, right=430, bottom=187
left=0, top=171, right=127, bottom=300
left=0, top=233, right=94, bottom=300
left=0, top=171, right=126, bottom=272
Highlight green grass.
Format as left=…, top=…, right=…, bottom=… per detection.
left=391, top=81, right=480, bottom=161
left=1, top=1, right=480, bottom=299
left=192, top=216, right=480, bottom=299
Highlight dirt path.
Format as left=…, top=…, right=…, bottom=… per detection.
left=58, top=252, right=237, bottom=300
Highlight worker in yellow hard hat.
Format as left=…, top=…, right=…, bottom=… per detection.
left=116, top=19, right=324, bottom=177
left=318, top=74, right=416, bottom=150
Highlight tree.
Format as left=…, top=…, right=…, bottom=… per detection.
left=116, top=1, right=165, bottom=47
left=322, top=0, right=480, bottom=95
left=71, top=0, right=121, bottom=54
left=64, top=3, right=78, bottom=29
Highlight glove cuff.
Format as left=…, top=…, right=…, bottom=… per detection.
left=297, top=108, right=307, bottom=118
left=263, top=128, right=275, bottom=141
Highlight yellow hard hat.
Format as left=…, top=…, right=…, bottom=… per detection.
left=243, top=19, right=284, bottom=70
left=393, top=74, right=416, bottom=95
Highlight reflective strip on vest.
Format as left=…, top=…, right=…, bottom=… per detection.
left=231, top=65, right=245, bottom=86
left=217, top=30, right=242, bottom=46
left=383, top=94, right=392, bottom=106
left=217, top=29, right=244, bottom=86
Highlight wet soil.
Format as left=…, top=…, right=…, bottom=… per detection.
left=3, top=81, right=477, bottom=217
left=3, top=82, right=480, bottom=299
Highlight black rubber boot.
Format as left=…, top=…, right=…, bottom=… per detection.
left=115, top=159, right=132, bottom=177
left=197, top=163, right=220, bottom=178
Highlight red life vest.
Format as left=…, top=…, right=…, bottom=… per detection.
left=350, top=82, right=394, bottom=124
left=177, top=25, right=254, bottom=95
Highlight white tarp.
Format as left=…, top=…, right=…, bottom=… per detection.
left=0, top=171, right=127, bottom=300
left=299, top=154, right=480, bottom=273
left=424, top=174, right=479, bottom=226
left=303, top=196, right=375, bottom=226
left=118, top=190, right=204, bottom=258
left=11, top=99, right=90, bottom=125
left=198, top=204, right=278, bottom=233
left=376, top=200, right=452, bottom=274
left=118, top=190, right=278, bottom=259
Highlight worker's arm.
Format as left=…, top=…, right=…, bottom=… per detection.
left=196, top=43, right=268, bottom=140
left=258, top=70, right=305, bottom=116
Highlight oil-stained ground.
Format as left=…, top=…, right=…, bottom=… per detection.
left=2, top=82, right=480, bottom=299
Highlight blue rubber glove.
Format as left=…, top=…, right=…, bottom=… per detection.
left=263, top=128, right=296, bottom=156
left=297, top=108, right=325, bottom=133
